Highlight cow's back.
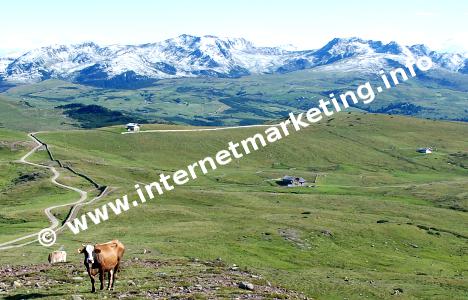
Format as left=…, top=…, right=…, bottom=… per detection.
left=108, top=239, right=125, bottom=261
left=95, top=240, right=125, bottom=271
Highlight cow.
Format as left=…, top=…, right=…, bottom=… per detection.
left=78, top=240, right=125, bottom=292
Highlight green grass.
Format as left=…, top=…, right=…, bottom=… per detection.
left=0, top=129, right=98, bottom=243
left=1, top=66, right=467, bottom=132
left=0, top=113, right=466, bottom=299
left=0, top=94, right=74, bottom=132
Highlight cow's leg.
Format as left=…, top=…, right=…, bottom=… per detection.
left=106, top=271, right=111, bottom=290
left=111, top=265, right=119, bottom=289
left=99, top=270, right=104, bottom=290
left=108, top=269, right=114, bottom=290
left=88, top=274, right=96, bottom=293
left=86, top=266, right=96, bottom=293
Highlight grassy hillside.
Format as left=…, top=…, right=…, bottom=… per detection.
left=0, top=95, right=75, bottom=132
left=0, top=129, right=98, bottom=244
left=0, top=113, right=466, bottom=299
left=1, top=67, right=467, bottom=131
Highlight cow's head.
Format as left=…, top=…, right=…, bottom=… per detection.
left=78, top=244, right=96, bottom=265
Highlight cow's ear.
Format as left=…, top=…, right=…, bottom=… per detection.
left=94, top=248, right=101, bottom=254
left=77, top=247, right=84, bottom=253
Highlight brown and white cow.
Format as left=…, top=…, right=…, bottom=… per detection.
left=78, top=240, right=125, bottom=292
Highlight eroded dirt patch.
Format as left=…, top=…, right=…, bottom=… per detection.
left=278, top=228, right=311, bottom=250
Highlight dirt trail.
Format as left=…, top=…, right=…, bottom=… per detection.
left=121, top=123, right=278, bottom=134
left=0, top=133, right=108, bottom=250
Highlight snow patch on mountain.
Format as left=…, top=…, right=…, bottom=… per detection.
left=0, top=35, right=466, bottom=87
left=0, top=57, right=14, bottom=75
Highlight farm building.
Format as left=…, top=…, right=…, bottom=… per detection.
left=280, top=176, right=306, bottom=187
left=126, top=123, right=140, bottom=132
left=417, top=147, right=433, bottom=154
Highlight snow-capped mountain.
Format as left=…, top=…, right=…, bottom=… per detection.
left=0, top=35, right=466, bottom=87
left=0, top=57, right=14, bottom=75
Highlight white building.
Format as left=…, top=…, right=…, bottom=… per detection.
left=417, top=147, right=433, bottom=154
left=126, top=123, right=140, bottom=132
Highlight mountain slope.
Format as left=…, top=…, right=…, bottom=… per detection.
left=1, top=35, right=466, bottom=88
left=1, top=113, right=466, bottom=299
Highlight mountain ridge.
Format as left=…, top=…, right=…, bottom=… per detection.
left=0, top=35, right=467, bottom=88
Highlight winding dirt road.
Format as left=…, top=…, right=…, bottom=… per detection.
left=121, top=123, right=278, bottom=134
left=3, top=123, right=274, bottom=249
left=0, top=133, right=108, bottom=250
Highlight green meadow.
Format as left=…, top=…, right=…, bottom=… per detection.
left=0, top=113, right=466, bottom=299
left=1, top=66, right=467, bottom=132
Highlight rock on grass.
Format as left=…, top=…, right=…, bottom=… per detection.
left=238, top=281, right=255, bottom=291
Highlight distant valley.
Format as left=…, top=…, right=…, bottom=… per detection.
left=0, top=35, right=467, bottom=131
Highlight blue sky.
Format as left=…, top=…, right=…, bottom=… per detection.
left=1, top=0, right=467, bottom=54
